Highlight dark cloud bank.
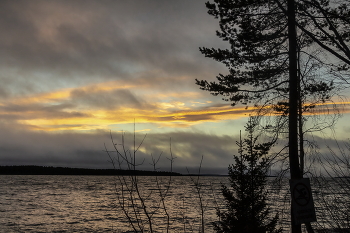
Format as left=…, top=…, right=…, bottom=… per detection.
left=0, top=121, right=347, bottom=175
left=0, top=123, right=238, bottom=174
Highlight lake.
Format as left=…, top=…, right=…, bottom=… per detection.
left=0, top=175, right=348, bottom=232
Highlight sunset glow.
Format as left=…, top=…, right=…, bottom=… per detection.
left=0, top=0, right=349, bottom=174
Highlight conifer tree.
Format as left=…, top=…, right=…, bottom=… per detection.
left=214, top=119, right=281, bottom=233
left=197, top=0, right=350, bottom=107
left=199, top=1, right=350, bottom=232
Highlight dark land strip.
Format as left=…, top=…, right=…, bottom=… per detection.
left=0, top=165, right=182, bottom=176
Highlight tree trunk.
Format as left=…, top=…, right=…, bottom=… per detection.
left=288, top=0, right=302, bottom=232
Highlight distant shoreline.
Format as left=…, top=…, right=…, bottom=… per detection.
left=0, top=166, right=285, bottom=177
left=0, top=165, right=182, bottom=176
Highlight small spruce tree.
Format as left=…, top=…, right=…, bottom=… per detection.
left=214, top=120, right=282, bottom=233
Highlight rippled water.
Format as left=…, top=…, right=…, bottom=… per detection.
left=1, top=175, right=121, bottom=232
left=0, top=175, right=348, bottom=232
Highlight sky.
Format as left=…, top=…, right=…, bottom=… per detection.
left=1, top=0, right=349, bottom=175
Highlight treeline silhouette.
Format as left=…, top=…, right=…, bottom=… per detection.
left=0, top=165, right=182, bottom=176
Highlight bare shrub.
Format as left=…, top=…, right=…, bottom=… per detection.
left=104, top=130, right=213, bottom=232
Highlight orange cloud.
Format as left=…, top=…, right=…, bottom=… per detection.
left=12, top=101, right=350, bottom=132
left=15, top=104, right=253, bottom=131
left=3, top=79, right=350, bottom=132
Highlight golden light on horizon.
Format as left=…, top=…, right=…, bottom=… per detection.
left=11, top=100, right=350, bottom=132
left=3, top=76, right=350, bottom=133
left=16, top=105, right=253, bottom=132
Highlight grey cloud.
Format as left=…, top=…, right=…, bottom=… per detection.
left=0, top=124, right=111, bottom=168
left=0, top=102, right=90, bottom=121
left=1, top=102, right=74, bottom=112
left=268, top=134, right=350, bottom=176
left=0, top=0, right=225, bottom=91
left=0, top=86, right=9, bottom=98
left=70, top=88, right=152, bottom=110
left=1, top=119, right=346, bottom=175
left=0, top=122, right=240, bottom=173
left=117, top=131, right=241, bottom=174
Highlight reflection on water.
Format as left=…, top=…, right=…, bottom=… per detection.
left=0, top=175, right=348, bottom=232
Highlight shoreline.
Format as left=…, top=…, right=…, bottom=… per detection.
left=0, top=165, right=182, bottom=176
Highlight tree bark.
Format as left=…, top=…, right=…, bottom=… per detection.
left=288, top=0, right=302, bottom=232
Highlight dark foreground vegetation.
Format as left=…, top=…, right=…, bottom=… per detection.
left=0, top=165, right=182, bottom=176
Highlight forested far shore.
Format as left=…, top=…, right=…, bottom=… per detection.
left=0, top=165, right=182, bottom=176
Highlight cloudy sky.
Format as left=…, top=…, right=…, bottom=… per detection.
left=1, top=0, right=349, bottom=174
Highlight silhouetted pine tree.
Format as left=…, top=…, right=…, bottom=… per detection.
left=214, top=120, right=281, bottom=233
